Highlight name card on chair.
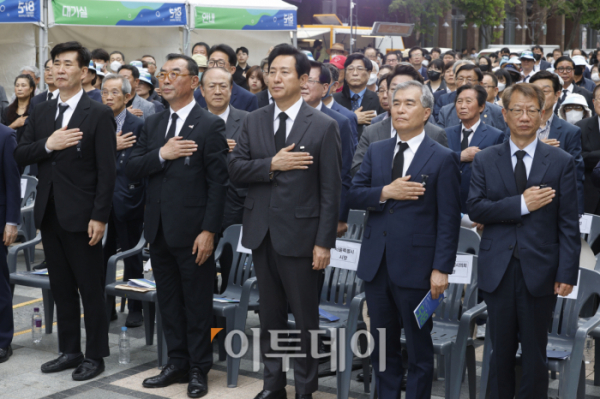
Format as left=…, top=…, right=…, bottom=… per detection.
left=236, top=227, right=252, bottom=255
left=329, top=240, right=361, bottom=271
left=448, top=254, right=473, bottom=285
left=20, top=178, right=27, bottom=198
left=580, top=214, right=593, bottom=234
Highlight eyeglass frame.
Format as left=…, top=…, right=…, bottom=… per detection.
left=156, top=71, right=192, bottom=81
left=506, top=107, right=541, bottom=118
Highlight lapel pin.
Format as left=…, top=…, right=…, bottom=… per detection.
left=484, top=114, right=488, bottom=118
left=421, top=174, right=429, bottom=187
left=300, top=146, right=305, bottom=150
left=184, top=156, right=190, bottom=166
left=189, top=125, right=194, bottom=129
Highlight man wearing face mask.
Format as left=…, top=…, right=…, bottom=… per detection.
left=91, top=48, right=109, bottom=74
left=554, top=56, right=594, bottom=115
left=520, top=52, right=536, bottom=83
left=531, top=46, right=551, bottom=71
left=109, top=51, right=125, bottom=73
left=572, top=56, right=596, bottom=92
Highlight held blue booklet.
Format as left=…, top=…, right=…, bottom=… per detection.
left=414, top=290, right=445, bottom=329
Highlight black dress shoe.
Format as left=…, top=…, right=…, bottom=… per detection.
left=253, top=389, right=287, bottom=399
left=295, top=395, right=313, bottom=399
left=41, top=353, right=84, bottom=373
left=72, top=358, right=105, bottom=381
left=0, top=345, right=12, bottom=363
left=187, top=368, right=208, bottom=398
left=32, top=260, right=47, bottom=271
left=143, top=364, right=189, bottom=388
left=125, top=311, right=144, bottom=328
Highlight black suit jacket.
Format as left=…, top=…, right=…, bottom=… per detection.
left=194, top=82, right=258, bottom=113
left=229, top=101, right=342, bottom=257
left=333, top=88, right=383, bottom=138
left=576, top=116, right=600, bottom=213
left=125, top=103, right=229, bottom=248
left=29, top=90, right=52, bottom=113
left=539, top=60, right=552, bottom=71
left=222, top=106, right=249, bottom=227
left=113, top=111, right=145, bottom=222
left=256, top=90, right=270, bottom=109
left=574, top=85, right=595, bottom=116
left=14, top=91, right=117, bottom=232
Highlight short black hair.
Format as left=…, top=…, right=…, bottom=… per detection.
left=408, top=46, right=423, bottom=58
left=209, top=44, right=237, bottom=67
left=236, top=46, right=249, bottom=55
left=482, top=72, right=498, bottom=87
left=51, top=41, right=91, bottom=69
left=344, top=53, right=373, bottom=71
left=554, top=56, right=575, bottom=69
left=91, top=48, right=109, bottom=62
left=383, top=52, right=399, bottom=64
left=431, top=47, right=441, bottom=55
left=309, top=61, right=331, bottom=85
left=141, top=54, right=156, bottom=62
left=531, top=45, right=543, bottom=52
left=529, top=70, right=561, bottom=93
left=324, top=63, right=339, bottom=82
left=386, top=64, right=423, bottom=89
left=501, top=47, right=510, bottom=54
left=110, top=50, right=125, bottom=61
left=455, top=84, right=487, bottom=107
left=494, top=68, right=513, bottom=87
left=267, top=43, right=310, bottom=78
left=428, top=58, right=445, bottom=73
left=546, top=53, right=553, bottom=59
left=118, top=64, right=140, bottom=79
left=44, top=59, right=53, bottom=68
left=456, top=64, right=483, bottom=82
left=165, top=53, right=199, bottom=76
left=192, top=42, right=210, bottom=54
left=443, top=51, right=456, bottom=59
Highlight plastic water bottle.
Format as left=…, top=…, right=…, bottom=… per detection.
left=119, top=326, right=130, bottom=364
left=32, top=307, right=42, bottom=344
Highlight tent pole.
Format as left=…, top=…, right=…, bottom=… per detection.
left=292, top=30, right=298, bottom=48
left=183, top=3, right=191, bottom=55
left=38, top=0, right=47, bottom=91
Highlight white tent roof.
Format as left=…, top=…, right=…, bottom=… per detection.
left=187, top=0, right=297, bottom=10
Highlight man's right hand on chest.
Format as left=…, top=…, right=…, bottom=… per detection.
left=160, top=136, right=198, bottom=160
left=46, top=126, right=83, bottom=151
left=270, top=143, right=313, bottom=172
left=380, top=176, right=425, bottom=201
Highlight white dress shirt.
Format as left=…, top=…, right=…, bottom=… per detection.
left=461, top=119, right=481, bottom=146
left=46, top=89, right=84, bottom=153
left=509, top=137, right=538, bottom=216
left=324, top=98, right=334, bottom=109
left=48, top=89, right=59, bottom=101
left=393, top=131, right=425, bottom=176
left=210, top=105, right=230, bottom=123
left=273, top=96, right=303, bottom=139
left=159, top=99, right=196, bottom=163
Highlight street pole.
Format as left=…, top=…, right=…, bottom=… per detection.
left=349, top=0, right=353, bottom=53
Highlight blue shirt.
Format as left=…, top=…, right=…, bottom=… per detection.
left=349, top=87, right=367, bottom=108
left=509, top=137, right=537, bottom=216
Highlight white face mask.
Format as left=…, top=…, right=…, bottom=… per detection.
left=95, top=63, right=104, bottom=70
left=565, top=110, right=584, bottom=124
left=497, top=82, right=506, bottom=92
left=593, top=73, right=600, bottom=82
left=421, top=60, right=429, bottom=68
left=110, top=61, right=122, bottom=72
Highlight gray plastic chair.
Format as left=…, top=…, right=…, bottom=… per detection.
left=479, top=268, right=600, bottom=399
left=343, top=210, right=366, bottom=240
left=457, top=227, right=480, bottom=255
left=583, top=213, right=600, bottom=246
left=18, top=175, right=37, bottom=265
left=212, top=224, right=259, bottom=387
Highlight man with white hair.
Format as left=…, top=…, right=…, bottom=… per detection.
left=348, top=80, right=461, bottom=398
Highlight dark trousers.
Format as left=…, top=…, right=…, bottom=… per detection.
left=365, top=255, right=433, bottom=399
left=41, top=200, right=109, bottom=359
left=481, top=257, right=556, bottom=399
left=0, top=242, right=12, bottom=349
left=149, top=222, right=215, bottom=374
left=103, top=209, right=144, bottom=311
left=252, top=232, right=321, bottom=394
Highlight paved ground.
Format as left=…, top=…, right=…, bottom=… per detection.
left=4, top=247, right=600, bottom=399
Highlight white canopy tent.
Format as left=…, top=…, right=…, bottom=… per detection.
left=187, top=0, right=297, bottom=66
left=47, top=0, right=189, bottom=73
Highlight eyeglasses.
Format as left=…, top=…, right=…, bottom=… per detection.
left=156, top=71, right=191, bottom=81
left=208, top=60, right=227, bottom=68
left=146, top=62, right=156, bottom=66
left=346, top=66, right=367, bottom=73
left=564, top=105, right=584, bottom=111
left=557, top=67, right=574, bottom=73
left=456, top=77, right=477, bottom=84
left=306, top=79, right=323, bottom=86
left=101, top=89, right=123, bottom=97
left=481, top=85, right=496, bottom=90
left=507, top=108, right=541, bottom=117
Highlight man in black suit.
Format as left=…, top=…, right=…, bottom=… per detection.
left=14, top=41, right=116, bottom=381
left=29, top=59, right=58, bottom=112
left=333, top=53, right=384, bottom=139
left=100, top=73, right=146, bottom=327
left=194, top=44, right=258, bottom=112
left=554, top=56, right=595, bottom=114
left=467, top=84, right=580, bottom=398
left=532, top=45, right=551, bottom=71
left=229, top=44, right=341, bottom=399
left=126, top=54, right=228, bottom=398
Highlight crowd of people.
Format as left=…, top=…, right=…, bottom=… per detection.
left=0, top=37, right=596, bottom=399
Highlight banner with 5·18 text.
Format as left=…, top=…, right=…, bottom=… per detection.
left=0, top=0, right=40, bottom=23
left=194, top=7, right=296, bottom=31
left=53, top=0, right=187, bottom=27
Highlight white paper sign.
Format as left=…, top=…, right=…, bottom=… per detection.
left=20, top=178, right=27, bottom=199
left=329, top=240, right=362, bottom=271
left=143, top=258, right=152, bottom=272
left=559, top=270, right=581, bottom=300
left=448, top=254, right=473, bottom=285
left=580, top=214, right=593, bottom=234
left=236, top=227, right=252, bottom=255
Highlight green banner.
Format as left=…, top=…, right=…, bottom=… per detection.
left=53, top=0, right=187, bottom=27
left=194, top=6, right=296, bottom=31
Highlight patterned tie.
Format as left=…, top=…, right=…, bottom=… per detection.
left=351, top=94, right=361, bottom=111
left=461, top=129, right=473, bottom=151
left=392, top=142, right=410, bottom=181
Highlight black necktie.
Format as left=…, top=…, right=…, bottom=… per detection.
left=461, top=129, right=473, bottom=151
left=351, top=94, right=361, bottom=111
left=275, top=112, right=288, bottom=152
left=55, top=104, right=69, bottom=130
left=47, top=91, right=53, bottom=102
left=165, top=113, right=178, bottom=143
left=514, top=150, right=527, bottom=194
left=555, top=89, right=569, bottom=114
left=392, top=142, right=410, bottom=181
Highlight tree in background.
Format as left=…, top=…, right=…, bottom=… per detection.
left=388, top=0, right=452, bottom=43
left=538, top=0, right=600, bottom=49
left=452, top=0, right=520, bottom=45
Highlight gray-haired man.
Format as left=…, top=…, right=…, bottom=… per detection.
left=101, top=74, right=146, bottom=327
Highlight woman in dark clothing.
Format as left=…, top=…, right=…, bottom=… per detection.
left=2, top=74, right=35, bottom=139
